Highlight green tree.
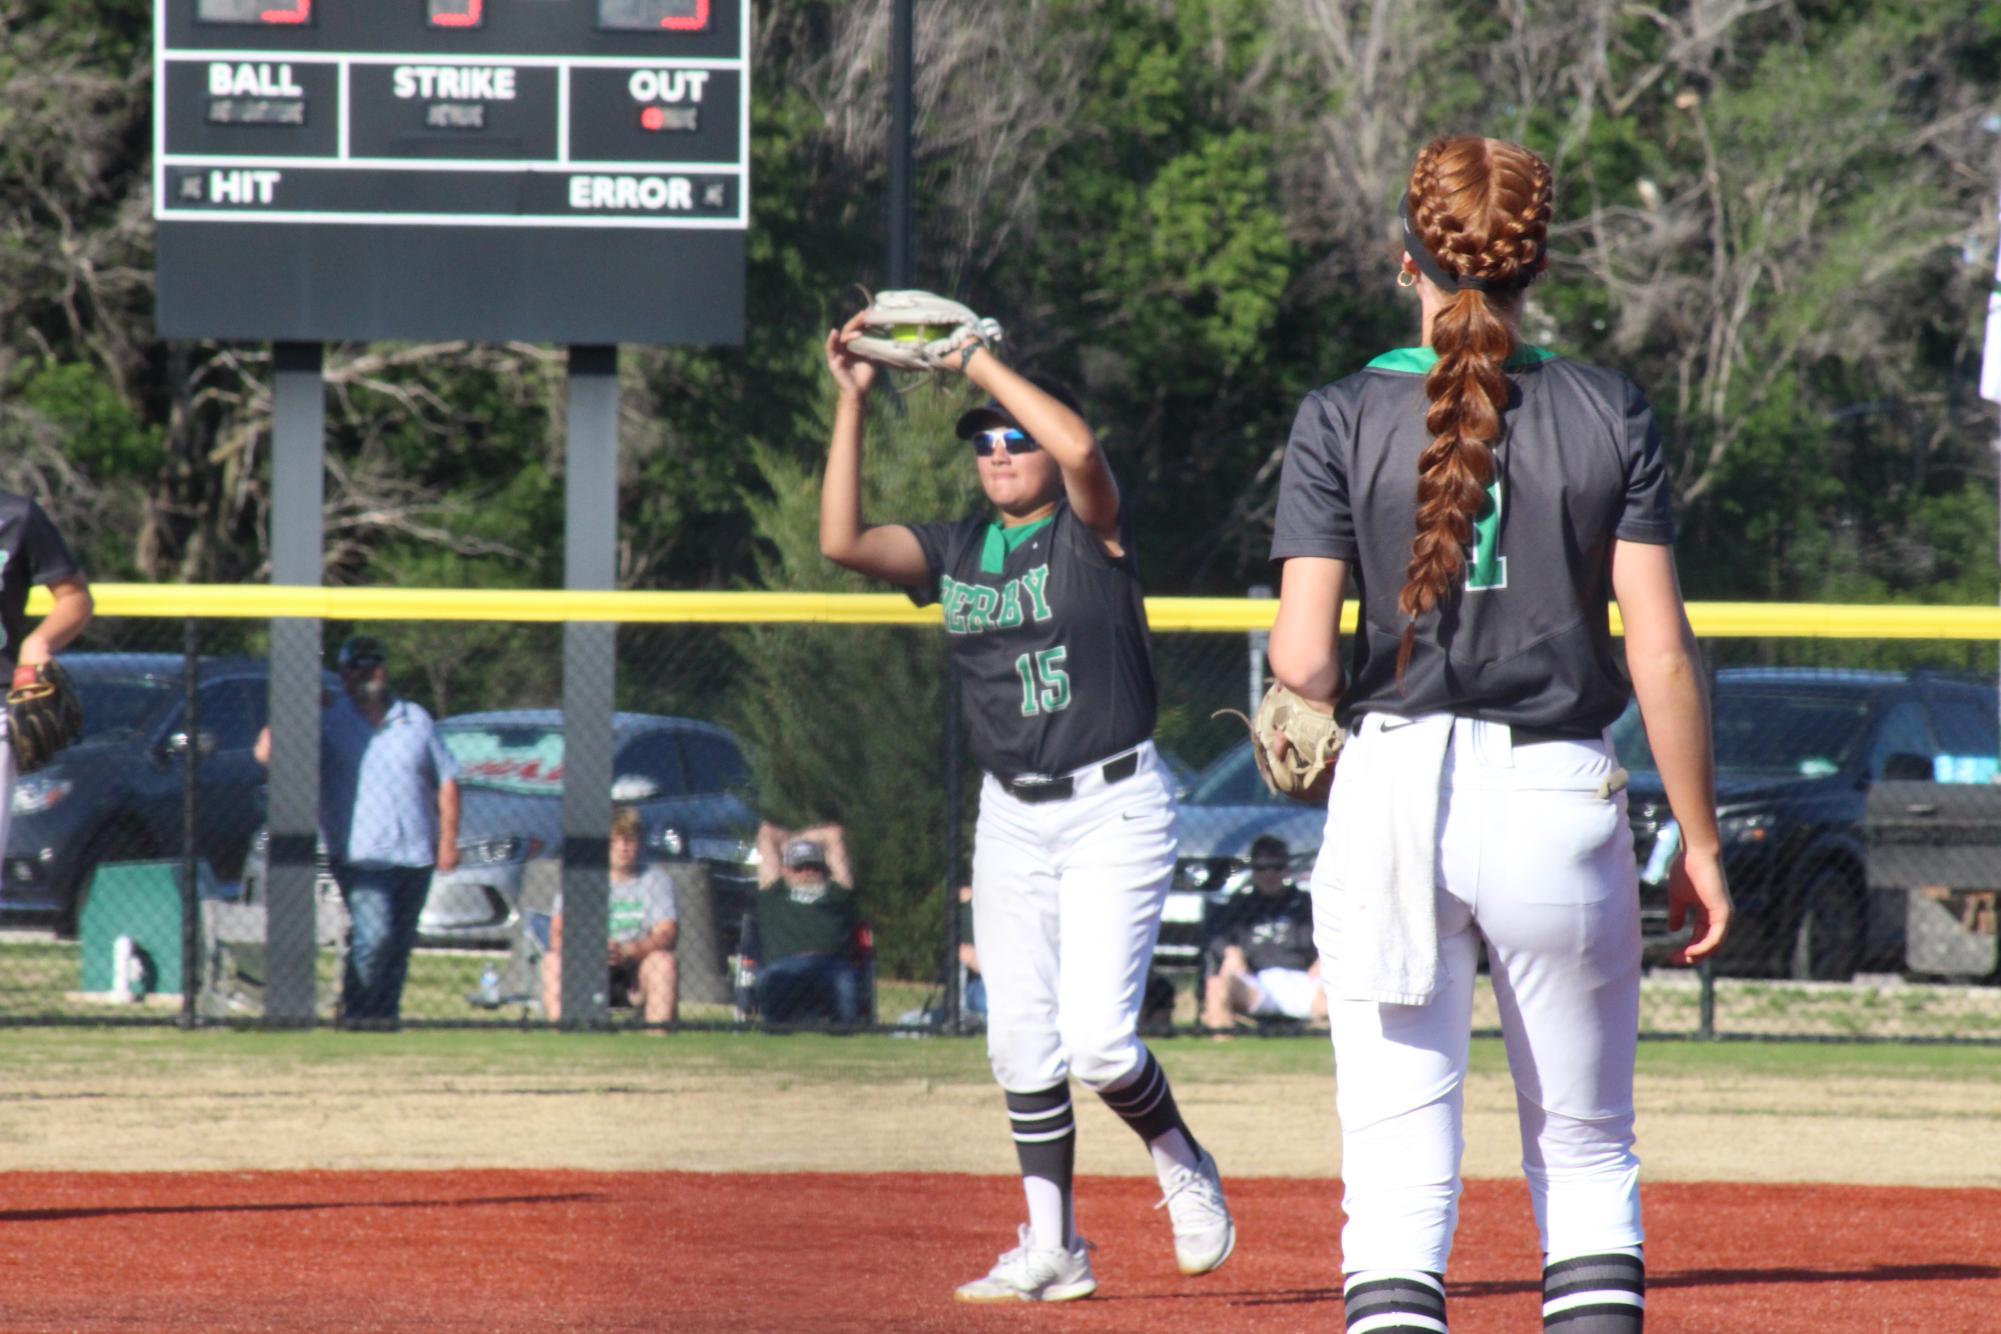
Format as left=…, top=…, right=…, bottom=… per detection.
left=729, top=379, right=983, bottom=980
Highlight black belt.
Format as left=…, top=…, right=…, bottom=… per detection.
left=1000, top=751, right=1141, bottom=804
left=1510, top=724, right=1602, bottom=746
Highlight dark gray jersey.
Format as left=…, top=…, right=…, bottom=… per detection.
left=1270, top=347, right=1676, bottom=734
left=0, top=492, right=80, bottom=672
left=905, top=500, right=1157, bottom=779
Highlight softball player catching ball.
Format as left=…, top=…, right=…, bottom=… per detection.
left=1267, top=135, right=1732, bottom=1332
left=819, top=307, right=1233, bottom=1303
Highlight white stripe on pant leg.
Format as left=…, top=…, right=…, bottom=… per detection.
left=1348, top=1316, right=1448, bottom=1334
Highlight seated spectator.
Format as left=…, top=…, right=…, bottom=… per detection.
left=958, top=883, right=986, bottom=1022
left=543, top=808, right=679, bottom=1025
left=754, top=821, right=863, bottom=1024
left=1200, top=835, right=1323, bottom=1032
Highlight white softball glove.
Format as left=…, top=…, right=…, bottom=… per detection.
left=845, top=290, right=1004, bottom=372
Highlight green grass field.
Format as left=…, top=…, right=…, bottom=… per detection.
left=1, top=1023, right=1997, bottom=1087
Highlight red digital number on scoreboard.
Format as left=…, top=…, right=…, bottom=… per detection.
left=597, top=0, right=710, bottom=33
left=427, top=0, right=484, bottom=29
left=195, top=0, right=312, bottom=24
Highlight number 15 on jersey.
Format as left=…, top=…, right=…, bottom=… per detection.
left=1015, top=648, right=1071, bottom=717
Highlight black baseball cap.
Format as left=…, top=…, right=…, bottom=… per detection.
left=336, top=634, right=387, bottom=670
left=954, top=376, right=1085, bottom=440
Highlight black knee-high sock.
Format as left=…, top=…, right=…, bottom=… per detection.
left=1542, top=1251, right=1644, bottom=1331
left=1096, top=1046, right=1199, bottom=1156
left=1006, top=1084, right=1075, bottom=1248
left=1343, top=1270, right=1447, bottom=1332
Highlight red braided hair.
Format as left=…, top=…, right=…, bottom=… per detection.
left=1394, top=135, right=1553, bottom=680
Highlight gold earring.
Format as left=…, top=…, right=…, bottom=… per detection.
left=1397, top=270, right=1416, bottom=289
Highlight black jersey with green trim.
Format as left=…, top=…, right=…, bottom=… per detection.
left=1270, top=346, right=1676, bottom=734
left=0, top=492, right=79, bottom=672
left=904, top=499, right=1157, bottom=779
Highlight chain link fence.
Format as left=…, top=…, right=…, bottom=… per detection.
left=3, top=595, right=1997, bottom=1041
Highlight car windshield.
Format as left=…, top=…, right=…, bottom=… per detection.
left=74, top=678, right=177, bottom=739
left=1184, top=742, right=1284, bottom=806
left=443, top=725, right=568, bottom=794
left=1612, top=687, right=1872, bottom=777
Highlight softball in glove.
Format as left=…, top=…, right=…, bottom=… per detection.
left=845, top=290, right=1004, bottom=372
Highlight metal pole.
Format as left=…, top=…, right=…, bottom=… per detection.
left=944, top=674, right=962, bottom=1032
left=1248, top=583, right=1273, bottom=717
left=180, top=617, right=200, bottom=1029
left=266, top=341, right=324, bottom=1027
left=888, top=0, right=914, bottom=288
left=558, top=345, right=619, bottom=1029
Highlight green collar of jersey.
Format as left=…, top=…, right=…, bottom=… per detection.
left=981, top=515, right=1055, bottom=575
left=1366, top=345, right=1558, bottom=374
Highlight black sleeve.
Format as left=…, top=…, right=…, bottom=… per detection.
left=1270, top=389, right=1358, bottom=562
left=1613, top=378, right=1677, bottom=545
left=899, top=520, right=960, bottom=607
left=23, top=502, right=79, bottom=585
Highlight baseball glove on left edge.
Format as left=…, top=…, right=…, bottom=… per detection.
left=1213, top=683, right=1346, bottom=806
left=8, top=660, right=84, bottom=776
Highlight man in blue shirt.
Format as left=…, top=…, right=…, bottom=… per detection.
left=259, top=634, right=461, bottom=1026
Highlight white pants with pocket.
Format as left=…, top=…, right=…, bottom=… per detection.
left=972, top=741, right=1180, bottom=1092
left=1313, top=714, right=1644, bottom=1274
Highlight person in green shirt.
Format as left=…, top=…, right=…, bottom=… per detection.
left=753, top=820, right=862, bottom=1023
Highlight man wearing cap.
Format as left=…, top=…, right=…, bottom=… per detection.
left=750, top=819, right=863, bottom=1024
left=259, top=634, right=460, bottom=1026
left=1199, top=835, right=1323, bottom=1033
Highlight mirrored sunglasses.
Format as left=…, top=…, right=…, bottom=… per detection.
left=969, top=427, right=1039, bottom=457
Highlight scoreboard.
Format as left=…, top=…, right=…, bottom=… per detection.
left=154, top=0, right=749, bottom=344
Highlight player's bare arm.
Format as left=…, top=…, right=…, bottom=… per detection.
left=819, top=312, right=932, bottom=586
left=1611, top=538, right=1732, bottom=963
left=953, top=346, right=1122, bottom=550
left=14, top=574, right=93, bottom=686
left=1268, top=556, right=1347, bottom=708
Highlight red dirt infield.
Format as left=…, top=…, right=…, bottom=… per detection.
left=0, top=1171, right=1994, bottom=1331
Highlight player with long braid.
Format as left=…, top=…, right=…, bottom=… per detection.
left=818, top=306, right=1233, bottom=1304
left=1268, top=136, right=1732, bottom=1331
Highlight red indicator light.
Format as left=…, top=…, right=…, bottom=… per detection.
left=427, top=0, right=484, bottom=28
left=596, top=0, right=710, bottom=33
left=660, top=0, right=709, bottom=30
left=194, top=0, right=311, bottom=23
left=640, top=106, right=667, bottom=132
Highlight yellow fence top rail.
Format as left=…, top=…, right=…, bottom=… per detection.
left=28, top=585, right=2001, bottom=639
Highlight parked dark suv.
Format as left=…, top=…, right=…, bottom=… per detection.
left=1, top=654, right=274, bottom=934
left=1615, top=668, right=2000, bottom=980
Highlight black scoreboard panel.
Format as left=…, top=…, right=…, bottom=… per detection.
left=154, top=0, right=748, bottom=344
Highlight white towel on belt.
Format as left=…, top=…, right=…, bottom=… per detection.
left=1332, top=713, right=1454, bottom=1006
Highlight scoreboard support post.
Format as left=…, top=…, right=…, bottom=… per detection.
left=266, top=341, right=326, bottom=1027
left=558, top=346, right=619, bottom=1029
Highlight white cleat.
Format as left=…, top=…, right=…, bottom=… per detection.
left=953, top=1224, right=1098, bottom=1303
left=1157, top=1147, right=1236, bottom=1276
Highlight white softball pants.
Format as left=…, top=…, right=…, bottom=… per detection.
left=1314, top=715, right=1644, bottom=1275
left=972, top=741, right=1180, bottom=1093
